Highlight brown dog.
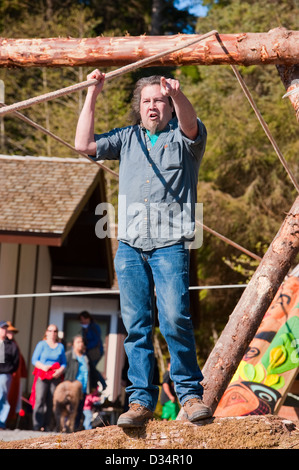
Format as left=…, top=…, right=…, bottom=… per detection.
left=53, top=380, right=83, bottom=433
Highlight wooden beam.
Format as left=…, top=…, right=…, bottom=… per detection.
left=0, top=232, right=63, bottom=246
left=0, top=28, right=298, bottom=68
left=202, top=195, right=299, bottom=414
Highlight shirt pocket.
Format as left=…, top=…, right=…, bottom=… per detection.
left=160, top=142, right=182, bottom=170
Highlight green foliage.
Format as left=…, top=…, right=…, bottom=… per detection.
left=222, top=243, right=267, bottom=280
left=200, top=0, right=298, bottom=32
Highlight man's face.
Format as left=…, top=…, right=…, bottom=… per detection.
left=0, top=326, right=7, bottom=340
left=140, top=84, right=174, bottom=134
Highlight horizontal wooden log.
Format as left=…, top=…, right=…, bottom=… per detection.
left=0, top=415, right=297, bottom=449
left=0, top=28, right=298, bottom=68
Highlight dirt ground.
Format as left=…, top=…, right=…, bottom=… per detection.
left=0, top=414, right=299, bottom=450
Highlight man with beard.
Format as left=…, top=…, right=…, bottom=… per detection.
left=75, top=70, right=211, bottom=427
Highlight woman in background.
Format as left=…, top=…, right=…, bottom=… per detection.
left=64, top=334, right=101, bottom=430
left=30, top=324, right=66, bottom=431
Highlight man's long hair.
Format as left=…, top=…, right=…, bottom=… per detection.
left=130, top=75, right=175, bottom=125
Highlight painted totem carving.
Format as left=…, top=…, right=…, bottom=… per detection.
left=215, top=274, right=299, bottom=416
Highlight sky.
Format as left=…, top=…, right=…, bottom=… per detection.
left=174, top=0, right=208, bottom=17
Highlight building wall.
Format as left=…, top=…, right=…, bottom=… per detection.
left=0, top=242, right=125, bottom=403
left=0, top=243, right=19, bottom=321
left=0, top=243, right=51, bottom=393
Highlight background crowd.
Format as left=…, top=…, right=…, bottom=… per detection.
left=0, top=312, right=180, bottom=432
left=0, top=312, right=108, bottom=432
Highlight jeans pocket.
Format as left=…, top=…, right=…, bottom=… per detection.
left=114, top=241, right=128, bottom=273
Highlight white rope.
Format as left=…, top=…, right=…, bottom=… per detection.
left=189, top=284, right=247, bottom=290
left=0, top=284, right=248, bottom=299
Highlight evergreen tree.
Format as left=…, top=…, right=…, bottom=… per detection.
left=176, top=0, right=299, bottom=354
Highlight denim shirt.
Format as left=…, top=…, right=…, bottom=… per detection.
left=93, top=117, right=206, bottom=250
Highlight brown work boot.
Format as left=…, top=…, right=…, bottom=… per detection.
left=117, top=403, right=154, bottom=428
left=183, top=398, right=212, bottom=422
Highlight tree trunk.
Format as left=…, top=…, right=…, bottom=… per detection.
left=276, top=64, right=299, bottom=122
left=202, top=195, right=299, bottom=414
left=0, top=28, right=298, bottom=68
left=151, top=0, right=163, bottom=36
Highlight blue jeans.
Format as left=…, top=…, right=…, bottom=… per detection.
left=83, top=409, right=93, bottom=430
left=0, top=373, right=12, bottom=428
left=114, top=241, right=204, bottom=412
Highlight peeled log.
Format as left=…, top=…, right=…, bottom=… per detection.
left=0, top=28, right=298, bottom=68
left=202, top=195, right=299, bottom=414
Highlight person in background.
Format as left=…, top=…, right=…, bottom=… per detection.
left=64, top=335, right=102, bottom=430
left=78, top=311, right=103, bottom=364
left=160, top=358, right=180, bottom=421
left=83, top=387, right=101, bottom=430
left=6, top=322, right=27, bottom=423
left=0, top=321, right=19, bottom=429
left=30, top=324, right=66, bottom=431
left=78, top=311, right=106, bottom=391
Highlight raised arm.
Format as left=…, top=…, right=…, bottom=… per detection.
left=75, top=69, right=105, bottom=156
left=160, top=77, right=198, bottom=141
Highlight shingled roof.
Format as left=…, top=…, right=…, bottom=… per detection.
left=0, top=155, right=103, bottom=246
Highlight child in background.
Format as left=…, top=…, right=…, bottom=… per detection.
left=83, top=387, right=101, bottom=429
left=160, top=358, right=180, bottom=421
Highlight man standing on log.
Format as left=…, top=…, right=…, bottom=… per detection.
left=75, top=69, right=211, bottom=427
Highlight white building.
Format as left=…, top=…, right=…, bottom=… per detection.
left=0, top=155, right=126, bottom=405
